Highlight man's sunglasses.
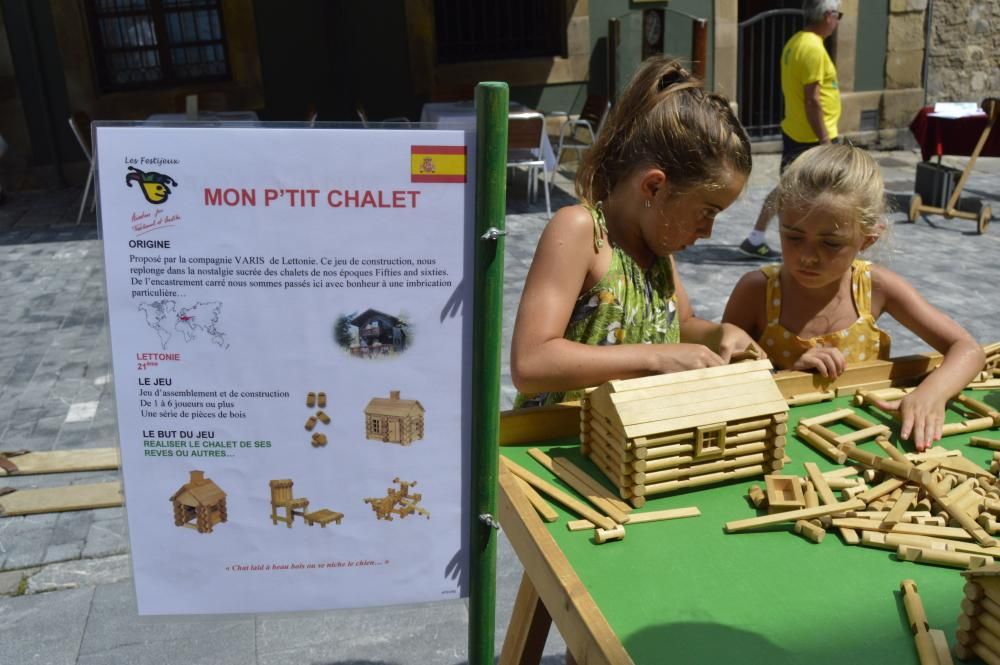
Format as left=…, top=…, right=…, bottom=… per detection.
left=831, top=11, right=844, bottom=19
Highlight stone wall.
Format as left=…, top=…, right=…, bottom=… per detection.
left=926, top=0, right=1000, bottom=104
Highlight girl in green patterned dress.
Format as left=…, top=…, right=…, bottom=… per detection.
left=512, top=58, right=762, bottom=407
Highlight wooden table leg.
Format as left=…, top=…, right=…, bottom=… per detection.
left=499, top=572, right=552, bottom=665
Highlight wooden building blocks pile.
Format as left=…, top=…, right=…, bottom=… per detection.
left=957, top=565, right=1000, bottom=663
left=364, top=477, right=430, bottom=521
left=581, top=360, right=788, bottom=508
left=729, top=444, right=1000, bottom=569
left=304, top=390, right=330, bottom=447
left=855, top=388, right=1000, bottom=439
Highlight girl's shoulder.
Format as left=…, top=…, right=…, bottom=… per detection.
left=730, top=267, right=770, bottom=295
left=542, top=204, right=602, bottom=244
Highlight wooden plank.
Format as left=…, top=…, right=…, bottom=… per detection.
left=498, top=572, right=553, bottom=665
left=624, top=400, right=789, bottom=440
left=566, top=507, right=700, bottom=531
left=501, top=458, right=616, bottom=530
left=498, top=467, right=635, bottom=665
left=724, top=499, right=866, bottom=533
left=0, top=481, right=122, bottom=516
left=513, top=476, right=559, bottom=523
left=605, top=360, right=772, bottom=394
left=0, top=448, right=119, bottom=476
left=499, top=403, right=581, bottom=446
left=772, top=353, right=943, bottom=399
left=552, top=456, right=632, bottom=515
left=608, top=369, right=777, bottom=406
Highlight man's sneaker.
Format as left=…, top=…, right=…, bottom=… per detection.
left=738, top=238, right=781, bottom=260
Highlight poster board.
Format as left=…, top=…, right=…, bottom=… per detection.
left=95, top=123, right=475, bottom=616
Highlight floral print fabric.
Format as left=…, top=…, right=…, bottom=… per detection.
left=514, top=205, right=680, bottom=408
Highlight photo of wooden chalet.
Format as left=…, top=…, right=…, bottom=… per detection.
left=364, top=390, right=425, bottom=445
left=582, top=360, right=789, bottom=507
left=170, top=470, right=227, bottom=534
left=349, top=309, right=408, bottom=358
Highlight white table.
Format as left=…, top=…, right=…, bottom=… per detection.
left=146, top=111, right=260, bottom=122
left=420, top=101, right=556, bottom=171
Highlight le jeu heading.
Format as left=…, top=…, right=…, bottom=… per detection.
left=203, top=187, right=421, bottom=209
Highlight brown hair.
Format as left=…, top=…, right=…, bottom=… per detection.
left=777, top=142, right=886, bottom=239
left=575, top=57, right=751, bottom=206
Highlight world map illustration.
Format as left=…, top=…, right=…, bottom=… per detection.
left=139, top=300, right=229, bottom=350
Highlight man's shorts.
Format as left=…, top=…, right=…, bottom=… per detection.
left=780, top=133, right=840, bottom=173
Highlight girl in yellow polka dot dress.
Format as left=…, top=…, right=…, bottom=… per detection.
left=723, top=143, right=984, bottom=451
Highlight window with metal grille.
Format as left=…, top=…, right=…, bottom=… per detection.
left=84, top=0, right=230, bottom=91
left=433, top=0, right=566, bottom=64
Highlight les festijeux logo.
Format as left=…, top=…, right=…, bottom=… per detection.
left=126, top=166, right=178, bottom=205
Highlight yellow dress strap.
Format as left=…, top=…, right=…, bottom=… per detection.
left=760, top=264, right=782, bottom=323
left=584, top=204, right=607, bottom=253
left=851, top=259, right=873, bottom=316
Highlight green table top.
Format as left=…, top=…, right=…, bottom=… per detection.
left=501, top=390, right=1000, bottom=665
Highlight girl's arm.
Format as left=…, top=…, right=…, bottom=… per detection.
left=721, top=270, right=767, bottom=340
left=872, top=265, right=986, bottom=450
left=678, top=263, right=766, bottom=361
left=510, top=209, right=725, bottom=394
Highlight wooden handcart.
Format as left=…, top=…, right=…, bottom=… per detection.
left=908, top=97, right=998, bottom=234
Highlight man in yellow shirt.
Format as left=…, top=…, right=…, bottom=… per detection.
left=739, top=0, right=842, bottom=259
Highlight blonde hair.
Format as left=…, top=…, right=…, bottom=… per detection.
left=576, top=57, right=751, bottom=206
left=777, top=143, right=887, bottom=240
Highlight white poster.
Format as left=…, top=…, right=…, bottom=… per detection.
left=95, top=125, right=474, bottom=615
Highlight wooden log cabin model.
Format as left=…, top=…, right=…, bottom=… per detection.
left=364, top=390, right=424, bottom=445
left=958, top=564, right=1000, bottom=663
left=170, top=470, right=227, bottom=534
left=581, top=360, right=788, bottom=507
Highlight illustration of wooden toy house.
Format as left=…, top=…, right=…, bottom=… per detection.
left=350, top=309, right=407, bottom=357
left=170, top=470, right=227, bottom=534
left=582, top=360, right=788, bottom=507
left=364, top=390, right=424, bottom=445
left=957, top=564, right=1000, bottom=662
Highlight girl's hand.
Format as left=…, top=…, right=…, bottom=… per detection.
left=714, top=323, right=767, bottom=363
left=649, top=343, right=725, bottom=374
left=873, top=390, right=947, bottom=452
left=791, top=346, right=846, bottom=378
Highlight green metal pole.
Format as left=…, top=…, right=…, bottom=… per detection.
left=469, top=81, right=508, bottom=665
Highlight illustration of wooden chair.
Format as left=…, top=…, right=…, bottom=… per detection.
left=269, top=479, right=309, bottom=528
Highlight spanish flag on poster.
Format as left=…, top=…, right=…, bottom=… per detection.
left=411, top=145, right=466, bottom=183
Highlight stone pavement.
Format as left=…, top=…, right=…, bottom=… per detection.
left=0, top=147, right=998, bottom=665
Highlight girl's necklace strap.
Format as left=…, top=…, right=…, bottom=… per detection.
left=590, top=202, right=608, bottom=253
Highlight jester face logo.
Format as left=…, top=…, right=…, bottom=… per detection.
left=126, top=166, right=178, bottom=204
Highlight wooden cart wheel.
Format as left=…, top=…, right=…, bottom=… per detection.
left=908, top=194, right=921, bottom=223
left=978, top=205, right=991, bottom=235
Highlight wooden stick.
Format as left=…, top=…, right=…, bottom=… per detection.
left=0, top=482, right=122, bottom=516
left=786, top=391, right=835, bottom=406
left=0, top=448, right=119, bottom=476
left=795, top=424, right=848, bottom=464
left=547, top=459, right=630, bottom=525
left=954, top=642, right=1000, bottom=665
left=897, top=545, right=991, bottom=569
left=954, top=393, right=1000, bottom=424
left=724, top=499, right=865, bottom=533
left=500, top=458, right=616, bottom=530
left=594, top=524, right=625, bottom=544
left=798, top=408, right=857, bottom=428
left=942, top=417, right=996, bottom=437
left=643, top=440, right=769, bottom=472
left=568, top=506, right=701, bottom=531
left=644, top=452, right=767, bottom=484
left=646, top=463, right=767, bottom=496
left=513, top=476, right=558, bottom=523
left=552, top=456, right=633, bottom=515
left=900, top=579, right=943, bottom=665
left=884, top=488, right=919, bottom=527
left=970, top=437, right=1000, bottom=452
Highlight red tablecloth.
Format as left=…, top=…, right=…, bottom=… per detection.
left=910, top=107, right=1000, bottom=161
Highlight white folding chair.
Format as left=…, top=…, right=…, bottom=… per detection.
left=506, top=112, right=551, bottom=217
left=68, top=111, right=95, bottom=225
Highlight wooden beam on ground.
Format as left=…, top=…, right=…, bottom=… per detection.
left=0, top=448, right=119, bottom=476
left=0, top=481, right=122, bottom=516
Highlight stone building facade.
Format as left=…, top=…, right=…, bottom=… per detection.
left=925, top=0, right=1000, bottom=105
